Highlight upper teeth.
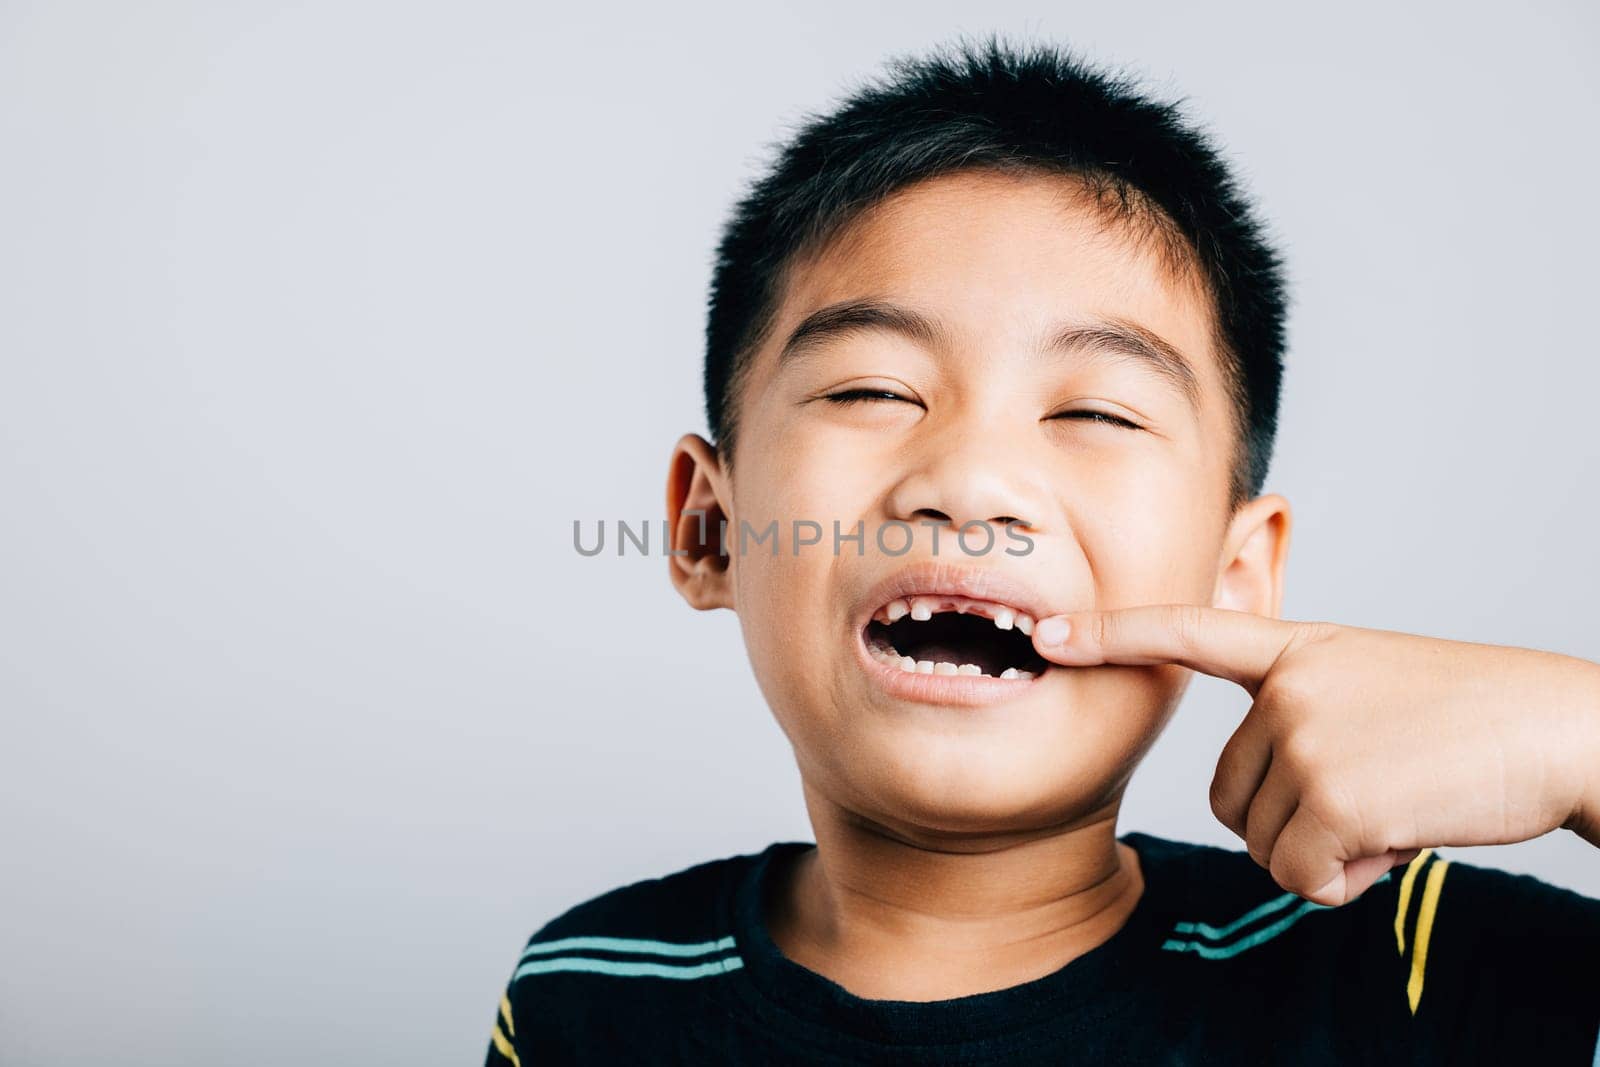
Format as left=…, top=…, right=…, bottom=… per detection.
left=875, top=596, right=1037, bottom=636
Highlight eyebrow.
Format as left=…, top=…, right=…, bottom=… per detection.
left=777, top=298, right=1202, bottom=412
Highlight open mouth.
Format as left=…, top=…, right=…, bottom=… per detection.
left=862, top=595, right=1051, bottom=680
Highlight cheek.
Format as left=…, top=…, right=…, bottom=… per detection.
left=727, top=529, right=847, bottom=743
left=734, top=418, right=884, bottom=527
left=1078, top=472, right=1224, bottom=601
left=1066, top=662, right=1189, bottom=754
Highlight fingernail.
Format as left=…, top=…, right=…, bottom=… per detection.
left=1036, top=617, right=1071, bottom=646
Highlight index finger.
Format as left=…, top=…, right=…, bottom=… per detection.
left=1031, top=604, right=1308, bottom=694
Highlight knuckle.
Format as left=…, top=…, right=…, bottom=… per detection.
left=1171, top=604, right=1206, bottom=654
left=1269, top=854, right=1314, bottom=898
left=1275, top=729, right=1323, bottom=774
left=1300, top=780, right=1357, bottom=843
left=1244, top=697, right=1282, bottom=737
left=1090, top=611, right=1112, bottom=648
left=1259, top=669, right=1313, bottom=713
left=1298, top=620, right=1341, bottom=647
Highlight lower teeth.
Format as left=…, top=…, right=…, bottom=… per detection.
left=868, top=645, right=1034, bottom=680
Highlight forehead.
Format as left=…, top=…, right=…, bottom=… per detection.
left=770, top=168, right=1223, bottom=389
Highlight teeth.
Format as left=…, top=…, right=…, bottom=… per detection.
left=877, top=595, right=1039, bottom=632
left=870, top=594, right=1049, bottom=681
left=871, top=646, right=1037, bottom=681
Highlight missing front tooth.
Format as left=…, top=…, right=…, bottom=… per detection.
left=865, top=611, right=1049, bottom=678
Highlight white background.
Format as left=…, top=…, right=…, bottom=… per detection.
left=2, top=2, right=1596, bottom=1063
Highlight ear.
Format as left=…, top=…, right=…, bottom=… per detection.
left=1212, top=492, right=1292, bottom=618
left=666, top=433, right=735, bottom=611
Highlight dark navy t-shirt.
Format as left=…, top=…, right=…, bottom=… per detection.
left=483, top=832, right=1599, bottom=1064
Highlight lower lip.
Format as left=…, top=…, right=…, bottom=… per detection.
left=853, top=628, right=1047, bottom=708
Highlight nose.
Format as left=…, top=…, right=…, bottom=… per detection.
left=885, top=419, right=1050, bottom=537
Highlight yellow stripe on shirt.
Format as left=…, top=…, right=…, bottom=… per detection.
left=1393, top=848, right=1436, bottom=954
left=491, top=1019, right=520, bottom=1067
left=500, top=992, right=516, bottom=1037
left=1406, top=858, right=1451, bottom=1015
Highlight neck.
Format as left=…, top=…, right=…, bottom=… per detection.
left=765, top=781, right=1144, bottom=1002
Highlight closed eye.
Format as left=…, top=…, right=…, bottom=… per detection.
left=822, top=388, right=919, bottom=406
left=1047, top=410, right=1142, bottom=429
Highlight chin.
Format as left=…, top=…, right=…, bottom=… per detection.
left=841, top=732, right=1127, bottom=837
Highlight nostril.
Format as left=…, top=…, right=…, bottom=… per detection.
left=910, top=508, right=952, bottom=523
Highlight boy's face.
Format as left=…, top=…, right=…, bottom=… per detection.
left=670, top=169, right=1289, bottom=838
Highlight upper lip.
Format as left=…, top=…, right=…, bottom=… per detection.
left=855, top=559, right=1057, bottom=631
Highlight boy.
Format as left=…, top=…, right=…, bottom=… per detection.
left=486, top=35, right=1600, bottom=1064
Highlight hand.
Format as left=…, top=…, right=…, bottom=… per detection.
left=1030, top=606, right=1600, bottom=906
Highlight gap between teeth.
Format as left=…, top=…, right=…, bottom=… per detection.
left=867, top=642, right=1035, bottom=680
left=881, top=597, right=1036, bottom=635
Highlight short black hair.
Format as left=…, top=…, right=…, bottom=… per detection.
left=703, top=32, right=1289, bottom=508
